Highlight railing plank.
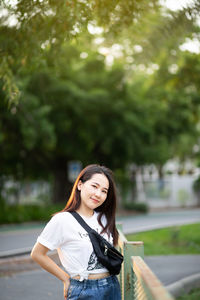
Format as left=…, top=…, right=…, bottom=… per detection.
left=132, top=256, right=174, bottom=300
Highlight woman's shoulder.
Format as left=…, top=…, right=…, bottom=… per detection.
left=49, top=211, right=74, bottom=224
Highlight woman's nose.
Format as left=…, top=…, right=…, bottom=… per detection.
left=95, top=189, right=101, bottom=197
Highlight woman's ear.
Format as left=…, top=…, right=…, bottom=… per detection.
left=77, top=180, right=82, bottom=191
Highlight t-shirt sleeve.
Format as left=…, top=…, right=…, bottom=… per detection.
left=37, top=214, right=64, bottom=250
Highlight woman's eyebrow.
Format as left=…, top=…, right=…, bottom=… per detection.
left=92, top=181, right=108, bottom=190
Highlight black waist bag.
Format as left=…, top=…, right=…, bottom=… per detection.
left=70, top=211, right=123, bottom=275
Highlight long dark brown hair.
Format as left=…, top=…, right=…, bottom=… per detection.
left=61, top=164, right=119, bottom=246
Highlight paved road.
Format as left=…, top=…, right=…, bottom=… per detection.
left=1, top=209, right=200, bottom=257
left=0, top=269, right=63, bottom=300
left=144, top=255, right=200, bottom=286
left=118, top=208, right=200, bottom=234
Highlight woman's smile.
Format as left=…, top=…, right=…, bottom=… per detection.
left=91, top=198, right=100, bottom=204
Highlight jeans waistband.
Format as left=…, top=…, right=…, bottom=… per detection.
left=72, top=272, right=110, bottom=281
left=70, top=275, right=117, bottom=287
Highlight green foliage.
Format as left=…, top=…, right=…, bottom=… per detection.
left=177, top=287, right=200, bottom=300
left=1, top=0, right=200, bottom=203
left=0, top=0, right=161, bottom=104
left=126, top=223, right=200, bottom=255
left=123, top=202, right=149, bottom=213
left=193, top=176, right=200, bottom=193
left=0, top=200, right=63, bottom=224
left=1, top=46, right=200, bottom=202
left=0, top=57, right=20, bottom=105
left=136, top=51, right=200, bottom=165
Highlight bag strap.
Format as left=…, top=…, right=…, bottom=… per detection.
left=70, top=211, right=93, bottom=234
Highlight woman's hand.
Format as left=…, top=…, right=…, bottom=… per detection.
left=63, top=277, right=70, bottom=299
left=31, top=242, right=71, bottom=299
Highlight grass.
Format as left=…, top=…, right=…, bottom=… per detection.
left=176, top=287, right=200, bottom=300
left=126, top=223, right=200, bottom=255
left=127, top=224, right=200, bottom=300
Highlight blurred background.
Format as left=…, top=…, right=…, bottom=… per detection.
left=0, top=0, right=200, bottom=224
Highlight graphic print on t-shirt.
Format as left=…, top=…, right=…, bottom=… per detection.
left=77, top=225, right=107, bottom=271
left=87, top=251, right=104, bottom=271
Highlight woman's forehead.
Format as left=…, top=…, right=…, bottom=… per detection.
left=89, top=173, right=109, bottom=188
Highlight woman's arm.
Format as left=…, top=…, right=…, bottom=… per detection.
left=31, top=242, right=70, bottom=299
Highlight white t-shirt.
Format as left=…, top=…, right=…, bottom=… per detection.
left=37, top=211, right=112, bottom=281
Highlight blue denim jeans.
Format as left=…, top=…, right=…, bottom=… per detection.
left=67, top=275, right=121, bottom=300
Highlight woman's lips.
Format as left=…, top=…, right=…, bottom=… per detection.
left=91, top=198, right=99, bottom=204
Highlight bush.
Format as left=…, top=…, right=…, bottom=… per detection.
left=0, top=203, right=64, bottom=224
left=123, top=202, right=149, bottom=213
left=193, top=176, right=200, bottom=193
left=176, top=286, right=200, bottom=300
left=193, top=177, right=200, bottom=206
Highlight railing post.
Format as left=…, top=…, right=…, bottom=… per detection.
left=116, top=223, right=123, bottom=232
left=123, top=241, right=144, bottom=300
left=116, top=223, right=125, bottom=300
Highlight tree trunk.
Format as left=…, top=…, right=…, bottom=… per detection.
left=136, top=167, right=146, bottom=202
left=0, top=176, right=4, bottom=202
left=52, top=168, right=72, bottom=204
left=157, top=164, right=164, bottom=191
left=157, top=164, right=164, bottom=179
left=130, top=167, right=137, bottom=202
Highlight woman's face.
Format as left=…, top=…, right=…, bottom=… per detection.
left=78, top=173, right=109, bottom=212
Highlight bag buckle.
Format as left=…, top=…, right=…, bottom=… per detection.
left=104, top=245, right=108, bottom=255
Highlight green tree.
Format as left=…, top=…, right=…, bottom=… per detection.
left=1, top=0, right=200, bottom=205
left=1, top=46, right=141, bottom=202
left=0, top=0, right=160, bottom=105
left=139, top=50, right=200, bottom=176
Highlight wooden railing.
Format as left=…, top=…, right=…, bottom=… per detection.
left=117, top=225, right=174, bottom=300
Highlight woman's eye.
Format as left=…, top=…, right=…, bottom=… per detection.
left=92, top=185, right=97, bottom=188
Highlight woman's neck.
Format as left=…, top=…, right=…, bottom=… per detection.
left=76, top=205, right=94, bottom=218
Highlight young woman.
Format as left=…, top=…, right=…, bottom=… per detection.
left=31, top=164, right=121, bottom=300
